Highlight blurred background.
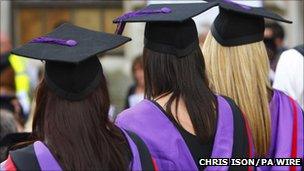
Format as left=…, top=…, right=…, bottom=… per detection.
left=0, top=0, right=303, bottom=131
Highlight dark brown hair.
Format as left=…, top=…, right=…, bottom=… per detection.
left=31, top=74, right=130, bottom=170
left=143, top=47, right=217, bottom=142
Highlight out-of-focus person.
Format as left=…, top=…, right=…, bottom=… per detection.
left=264, top=22, right=287, bottom=82
left=273, top=44, right=304, bottom=109
left=0, top=32, right=31, bottom=117
left=124, top=56, right=144, bottom=109
left=0, top=109, right=18, bottom=161
left=265, top=22, right=287, bottom=55
left=0, top=109, right=31, bottom=162
left=0, top=36, right=25, bottom=130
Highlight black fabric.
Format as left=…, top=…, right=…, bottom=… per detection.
left=44, top=57, right=102, bottom=101
left=294, top=44, right=304, bottom=56
left=212, top=0, right=292, bottom=46
left=10, top=23, right=131, bottom=101
left=144, top=19, right=200, bottom=57
left=0, top=133, right=31, bottom=147
left=150, top=100, right=214, bottom=171
left=0, top=133, right=31, bottom=162
left=10, top=144, right=41, bottom=171
left=125, top=130, right=155, bottom=171
left=222, top=96, right=250, bottom=171
left=211, top=12, right=264, bottom=46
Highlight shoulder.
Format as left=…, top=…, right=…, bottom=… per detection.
left=279, top=49, right=303, bottom=64
left=271, top=89, right=303, bottom=115
left=116, top=99, right=156, bottom=124
left=216, top=95, right=242, bottom=115
left=4, top=142, right=40, bottom=171
left=7, top=141, right=61, bottom=171
left=216, top=95, right=250, bottom=138
left=218, top=95, right=237, bottom=106
left=270, top=89, right=301, bottom=109
left=272, top=89, right=297, bottom=102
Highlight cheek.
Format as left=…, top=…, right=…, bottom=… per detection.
left=135, top=69, right=143, bottom=78
left=138, top=70, right=144, bottom=79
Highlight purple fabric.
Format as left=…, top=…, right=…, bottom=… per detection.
left=115, top=23, right=127, bottom=35
left=120, top=129, right=142, bottom=170
left=30, top=37, right=77, bottom=47
left=33, top=141, right=62, bottom=171
left=223, top=0, right=251, bottom=10
left=205, top=96, right=234, bottom=171
left=116, top=96, right=234, bottom=171
left=115, top=7, right=172, bottom=22
left=260, top=90, right=303, bottom=171
left=115, top=7, right=172, bottom=35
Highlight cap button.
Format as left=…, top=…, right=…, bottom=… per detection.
left=161, top=7, right=172, bottom=13
left=66, top=40, right=77, bottom=46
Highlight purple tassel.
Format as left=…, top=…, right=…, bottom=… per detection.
left=115, top=22, right=126, bottom=35
left=223, top=0, right=251, bottom=10
left=30, top=37, right=78, bottom=47
left=115, top=7, right=172, bottom=35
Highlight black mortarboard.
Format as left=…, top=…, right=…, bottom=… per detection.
left=11, top=23, right=131, bottom=100
left=113, top=2, right=218, bottom=57
left=211, top=0, right=292, bottom=47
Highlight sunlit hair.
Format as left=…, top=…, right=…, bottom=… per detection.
left=202, top=32, right=271, bottom=157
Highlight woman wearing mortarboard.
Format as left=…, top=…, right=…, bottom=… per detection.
left=1, top=23, right=156, bottom=171
left=114, top=2, right=254, bottom=171
left=202, top=1, right=303, bottom=170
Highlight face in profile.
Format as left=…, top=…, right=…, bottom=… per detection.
left=264, top=28, right=277, bottom=60
left=0, top=33, right=12, bottom=55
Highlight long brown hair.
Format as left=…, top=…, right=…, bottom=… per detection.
left=143, top=47, right=217, bottom=142
left=32, top=75, right=130, bottom=170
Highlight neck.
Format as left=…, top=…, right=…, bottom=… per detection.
left=154, top=93, right=195, bottom=135
left=135, top=85, right=144, bottom=93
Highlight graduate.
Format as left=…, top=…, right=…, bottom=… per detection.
left=0, top=23, right=156, bottom=171
left=114, top=2, right=254, bottom=171
left=201, top=1, right=303, bottom=170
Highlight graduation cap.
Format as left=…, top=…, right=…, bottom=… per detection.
left=113, top=2, right=218, bottom=57
left=211, top=0, right=292, bottom=46
left=11, top=23, right=131, bottom=100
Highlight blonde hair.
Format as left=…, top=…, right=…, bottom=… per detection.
left=202, top=32, right=271, bottom=156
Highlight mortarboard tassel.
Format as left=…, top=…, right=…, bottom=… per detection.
left=114, top=7, right=172, bottom=35
left=30, top=37, right=78, bottom=47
